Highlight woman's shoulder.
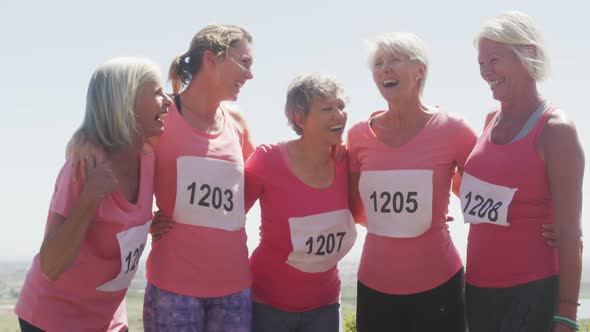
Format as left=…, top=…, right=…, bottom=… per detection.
left=247, top=143, right=283, bottom=165
left=221, top=101, right=248, bottom=132
left=347, top=111, right=381, bottom=137
left=430, top=107, right=477, bottom=135
left=542, top=107, right=580, bottom=143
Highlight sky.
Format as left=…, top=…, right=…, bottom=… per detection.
left=1, top=1, right=588, bottom=277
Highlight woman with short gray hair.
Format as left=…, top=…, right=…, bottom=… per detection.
left=15, top=57, right=171, bottom=331
left=246, top=73, right=356, bottom=332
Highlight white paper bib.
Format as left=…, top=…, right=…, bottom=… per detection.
left=96, top=219, right=151, bottom=292
left=286, top=209, right=357, bottom=273
left=359, top=170, right=433, bottom=238
left=173, top=156, right=245, bottom=231
left=459, top=172, right=517, bottom=227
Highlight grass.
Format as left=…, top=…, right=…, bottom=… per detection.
left=2, top=284, right=589, bottom=331
left=126, top=292, right=144, bottom=331
left=0, top=289, right=357, bottom=331
left=0, top=294, right=145, bottom=332
left=0, top=298, right=19, bottom=332
left=3, top=296, right=590, bottom=332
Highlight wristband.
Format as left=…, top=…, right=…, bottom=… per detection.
left=552, top=315, right=580, bottom=331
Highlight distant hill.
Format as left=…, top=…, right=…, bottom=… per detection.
left=2, top=257, right=590, bottom=300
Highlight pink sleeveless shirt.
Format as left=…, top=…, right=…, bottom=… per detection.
left=462, top=107, right=559, bottom=288
left=146, top=103, right=251, bottom=297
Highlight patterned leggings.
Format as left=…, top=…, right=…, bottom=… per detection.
left=143, top=282, right=252, bottom=332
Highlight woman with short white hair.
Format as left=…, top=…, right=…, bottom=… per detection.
left=347, top=32, right=477, bottom=331
left=15, top=57, right=171, bottom=331
left=462, top=11, right=584, bottom=332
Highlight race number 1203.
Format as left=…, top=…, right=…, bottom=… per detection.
left=187, top=182, right=234, bottom=212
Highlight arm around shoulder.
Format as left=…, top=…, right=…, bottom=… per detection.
left=349, top=172, right=367, bottom=226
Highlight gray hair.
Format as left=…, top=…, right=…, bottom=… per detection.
left=169, top=24, right=253, bottom=94
left=75, top=57, right=162, bottom=153
left=368, top=32, right=429, bottom=94
left=285, top=73, right=346, bottom=136
left=475, top=11, right=550, bottom=81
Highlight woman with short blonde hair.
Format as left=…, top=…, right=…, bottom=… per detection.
left=463, top=11, right=583, bottom=332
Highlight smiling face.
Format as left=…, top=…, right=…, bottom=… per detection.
left=372, top=48, right=424, bottom=103
left=134, top=80, right=172, bottom=139
left=216, top=38, right=254, bottom=101
left=296, top=94, right=347, bottom=146
left=477, top=38, right=536, bottom=103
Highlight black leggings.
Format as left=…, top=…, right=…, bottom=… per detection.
left=465, top=276, right=558, bottom=332
left=18, top=318, right=44, bottom=332
left=356, top=269, right=466, bottom=332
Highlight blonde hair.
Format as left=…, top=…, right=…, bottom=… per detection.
left=75, top=57, right=162, bottom=153
left=168, top=24, right=252, bottom=94
left=475, top=11, right=551, bottom=81
left=368, top=32, right=429, bottom=95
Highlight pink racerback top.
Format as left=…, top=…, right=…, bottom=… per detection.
left=463, top=106, right=558, bottom=287
left=146, top=102, right=251, bottom=297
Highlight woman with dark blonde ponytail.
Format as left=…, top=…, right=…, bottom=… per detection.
left=141, top=24, right=256, bottom=331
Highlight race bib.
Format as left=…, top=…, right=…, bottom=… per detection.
left=96, top=220, right=151, bottom=292
left=173, top=156, right=245, bottom=231
left=459, top=172, right=517, bottom=227
left=359, top=170, right=433, bottom=238
left=286, top=209, right=357, bottom=273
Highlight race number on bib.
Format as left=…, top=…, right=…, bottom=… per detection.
left=459, top=172, right=517, bottom=227
left=96, top=220, right=151, bottom=292
left=360, top=170, right=433, bottom=238
left=173, top=156, right=245, bottom=231
left=286, top=209, right=357, bottom=273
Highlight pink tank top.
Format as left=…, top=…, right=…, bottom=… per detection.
left=146, top=102, right=251, bottom=297
left=15, top=149, right=155, bottom=331
left=348, top=109, right=477, bottom=294
left=462, top=107, right=558, bottom=287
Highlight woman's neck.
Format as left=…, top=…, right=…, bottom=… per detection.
left=289, top=136, right=332, bottom=168
left=381, top=96, right=429, bottom=130
left=178, top=77, right=225, bottom=132
left=499, top=87, right=543, bottom=117
left=180, top=76, right=223, bottom=122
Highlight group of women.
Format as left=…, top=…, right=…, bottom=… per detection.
left=15, top=10, right=583, bottom=332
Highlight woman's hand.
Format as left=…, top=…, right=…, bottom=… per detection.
left=83, top=159, right=118, bottom=200
left=66, top=134, right=107, bottom=182
left=150, top=210, right=174, bottom=241
left=541, top=223, right=559, bottom=247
